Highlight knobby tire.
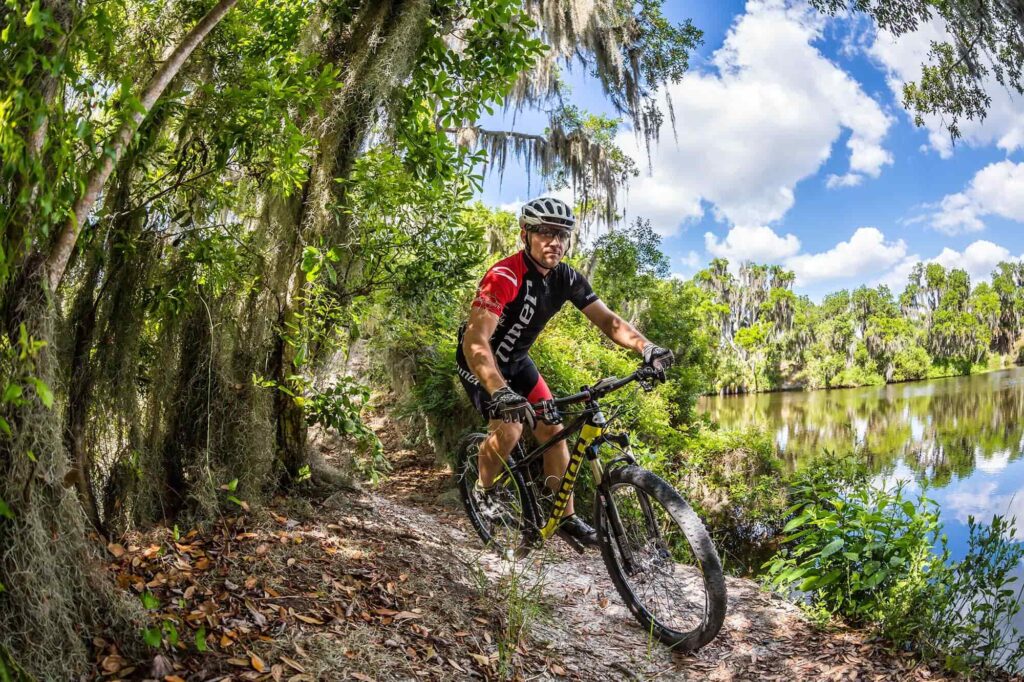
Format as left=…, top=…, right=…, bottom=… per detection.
left=595, top=465, right=727, bottom=650
left=456, top=433, right=536, bottom=555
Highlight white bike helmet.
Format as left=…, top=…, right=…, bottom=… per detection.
left=519, top=197, right=575, bottom=231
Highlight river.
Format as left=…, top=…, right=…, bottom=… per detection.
left=700, top=365, right=1024, bottom=564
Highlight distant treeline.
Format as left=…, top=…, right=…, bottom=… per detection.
left=692, top=259, right=1024, bottom=394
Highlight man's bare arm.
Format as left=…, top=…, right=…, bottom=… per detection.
left=581, top=300, right=647, bottom=353
left=462, top=306, right=508, bottom=394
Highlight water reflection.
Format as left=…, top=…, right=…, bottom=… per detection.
left=700, top=367, right=1024, bottom=489
left=704, top=368, right=1024, bottom=660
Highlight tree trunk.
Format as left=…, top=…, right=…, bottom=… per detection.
left=265, top=0, right=430, bottom=481
left=0, top=305, right=141, bottom=678
left=64, top=244, right=106, bottom=535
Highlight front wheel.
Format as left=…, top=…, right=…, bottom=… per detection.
left=595, top=465, right=727, bottom=650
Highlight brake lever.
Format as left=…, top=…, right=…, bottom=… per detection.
left=635, top=366, right=666, bottom=392
left=536, top=399, right=563, bottom=425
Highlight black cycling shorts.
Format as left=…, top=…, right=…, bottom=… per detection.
left=455, top=344, right=553, bottom=421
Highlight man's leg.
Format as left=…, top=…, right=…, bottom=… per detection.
left=532, top=420, right=575, bottom=517
left=532, top=419, right=597, bottom=546
left=477, top=418, right=523, bottom=488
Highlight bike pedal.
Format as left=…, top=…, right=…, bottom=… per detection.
left=555, top=529, right=586, bottom=555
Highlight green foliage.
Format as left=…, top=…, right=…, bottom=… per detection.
left=631, top=0, right=703, bottom=85
left=194, top=625, right=208, bottom=652
left=673, top=425, right=787, bottom=564
left=589, top=218, right=667, bottom=312
left=765, top=459, right=1024, bottom=674
left=812, top=2, right=1024, bottom=142
left=892, top=344, right=931, bottom=381
left=765, top=472, right=940, bottom=627
left=915, top=515, right=1024, bottom=674
left=305, top=378, right=387, bottom=483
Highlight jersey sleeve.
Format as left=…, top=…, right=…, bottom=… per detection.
left=566, top=267, right=599, bottom=310
left=471, top=264, right=519, bottom=316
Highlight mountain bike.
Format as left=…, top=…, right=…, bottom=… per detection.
left=455, top=365, right=727, bottom=650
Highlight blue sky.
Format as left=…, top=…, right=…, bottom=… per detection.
left=476, top=0, right=1024, bottom=302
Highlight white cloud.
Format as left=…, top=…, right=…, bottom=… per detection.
left=704, top=225, right=1022, bottom=290
left=873, top=240, right=1023, bottom=290
left=703, top=225, right=910, bottom=286
left=704, top=225, right=801, bottom=263
left=873, top=255, right=921, bottom=290
left=680, top=250, right=702, bottom=269
left=943, top=478, right=1024, bottom=526
left=621, top=0, right=892, bottom=234
left=932, top=240, right=1019, bottom=283
left=869, top=20, right=1024, bottom=156
left=497, top=200, right=521, bottom=214
left=930, top=161, right=1024, bottom=233
left=826, top=172, right=864, bottom=189
left=784, top=227, right=907, bottom=285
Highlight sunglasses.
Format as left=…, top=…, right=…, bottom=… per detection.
left=534, top=225, right=571, bottom=243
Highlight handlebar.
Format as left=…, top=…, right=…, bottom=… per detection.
left=530, top=364, right=665, bottom=414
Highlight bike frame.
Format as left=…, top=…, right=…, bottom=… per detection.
left=497, top=375, right=649, bottom=550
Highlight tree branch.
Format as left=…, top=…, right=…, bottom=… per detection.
left=44, top=0, right=240, bottom=294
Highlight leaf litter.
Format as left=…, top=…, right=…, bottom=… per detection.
left=87, top=412, right=1021, bottom=681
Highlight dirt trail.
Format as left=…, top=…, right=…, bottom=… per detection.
left=372, top=435, right=967, bottom=681
left=94, top=424, right=977, bottom=681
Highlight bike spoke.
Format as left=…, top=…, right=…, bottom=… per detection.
left=607, top=481, right=711, bottom=636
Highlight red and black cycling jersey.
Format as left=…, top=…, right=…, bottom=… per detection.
left=466, top=250, right=599, bottom=364
left=455, top=251, right=599, bottom=419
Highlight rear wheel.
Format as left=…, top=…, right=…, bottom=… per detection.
left=595, top=465, right=726, bottom=650
left=456, top=433, right=535, bottom=556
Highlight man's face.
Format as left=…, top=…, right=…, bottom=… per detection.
left=523, top=224, right=571, bottom=269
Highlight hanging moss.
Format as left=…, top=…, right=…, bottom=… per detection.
left=0, top=306, right=142, bottom=679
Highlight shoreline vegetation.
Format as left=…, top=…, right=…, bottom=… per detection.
left=691, top=258, right=1024, bottom=398
left=703, top=354, right=1023, bottom=397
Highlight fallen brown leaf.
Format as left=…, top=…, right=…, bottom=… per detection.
left=251, top=653, right=266, bottom=672
left=101, top=654, right=126, bottom=673
left=107, top=543, right=126, bottom=559
left=393, top=611, right=422, bottom=620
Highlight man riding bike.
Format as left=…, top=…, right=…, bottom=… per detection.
left=456, top=196, right=674, bottom=549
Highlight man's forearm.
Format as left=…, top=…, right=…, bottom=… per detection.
left=601, top=314, right=647, bottom=353
left=463, top=335, right=507, bottom=394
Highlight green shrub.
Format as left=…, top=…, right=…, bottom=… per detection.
left=764, top=459, right=1024, bottom=676
left=893, top=345, right=931, bottom=381
left=655, top=425, right=788, bottom=572
left=306, top=377, right=388, bottom=483
left=914, top=515, right=1024, bottom=674
left=764, top=474, right=939, bottom=628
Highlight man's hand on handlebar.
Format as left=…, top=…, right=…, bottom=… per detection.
left=636, top=363, right=666, bottom=391
left=490, top=386, right=536, bottom=428
left=642, top=342, right=674, bottom=372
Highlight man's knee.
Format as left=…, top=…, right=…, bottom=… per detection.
left=488, top=420, right=523, bottom=447
left=532, top=421, right=562, bottom=443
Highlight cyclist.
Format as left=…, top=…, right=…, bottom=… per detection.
left=456, top=196, right=674, bottom=548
